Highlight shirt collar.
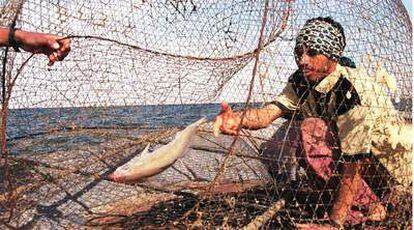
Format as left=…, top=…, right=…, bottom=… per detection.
left=314, top=64, right=344, bottom=93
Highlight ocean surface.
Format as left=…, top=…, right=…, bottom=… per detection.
left=6, top=98, right=411, bottom=140
left=7, top=103, right=260, bottom=140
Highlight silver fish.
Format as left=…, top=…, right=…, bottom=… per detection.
left=109, top=117, right=207, bottom=182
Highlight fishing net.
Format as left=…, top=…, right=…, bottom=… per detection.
left=0, top=0, right=412, bottom=228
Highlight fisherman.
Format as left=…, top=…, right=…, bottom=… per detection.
left=0, top=27, right=71, bottom=65
left=213, top=17, right=412, bottom=228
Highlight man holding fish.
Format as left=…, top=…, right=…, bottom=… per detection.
left=213, top=17, right=412, bottom=228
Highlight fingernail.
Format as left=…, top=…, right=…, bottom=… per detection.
left=52, top=43, right=60, bottom=49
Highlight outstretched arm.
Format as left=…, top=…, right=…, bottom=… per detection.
left=0, top=27, right=71, bottom=65
left=213, top=102, right=283, bottom=136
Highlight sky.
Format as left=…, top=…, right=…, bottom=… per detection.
left=402, top=0, right=412, bottom=18
left=6, top=0, right=414, bottom=109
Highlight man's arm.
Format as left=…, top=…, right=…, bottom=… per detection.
left=0, top=27, right=71, bottom=65
left=213, top=102, right=283, bottom=136
left=235, top=104, right=283, bottom=129
left=214, top=72, right=300, bottom=136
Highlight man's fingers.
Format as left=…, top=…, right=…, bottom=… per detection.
left=48, top=39, right=60, bottom=50
left=48, top=52, right=57, bottom=66
left=56, top=50, right=66, bottom=61
left=220, top=102, right=232, bottom=114
left=59, top=38, right=71, bottom=51
left=221, top=102, right=229, bottom=112
left=58, top=38, right=71, bottom=60
left=213, top=115, right=241, bottom=137
left=213, top=116, right=222, bottom=137
left=214, top=102, right=242, bottom=137
left=223, top=125, right=238, bottom=136
left=47, top=36, right=71, bottom=61
left=52, top=42, right=60, bottom=50
left=227, top=130, right=238, bottom=136
left=59, top=46, right=71, bottom=60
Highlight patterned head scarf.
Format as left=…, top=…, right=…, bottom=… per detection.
left=295, top=18, right=346, bottom=61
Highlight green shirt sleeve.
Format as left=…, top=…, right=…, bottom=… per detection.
left=272, top=82, right=300, bottom=113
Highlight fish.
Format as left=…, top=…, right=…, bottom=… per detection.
left=109, top=117, right=207, bottom=182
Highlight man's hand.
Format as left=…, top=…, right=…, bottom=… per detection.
left=213, top=102, right=241, bottom=137
left=15, top=30, right=71, bottom=66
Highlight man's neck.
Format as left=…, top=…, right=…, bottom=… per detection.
left=325, top=62, right=338, bottom=75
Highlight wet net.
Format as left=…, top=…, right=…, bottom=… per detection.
left=0, top=0, right=412, bottom=229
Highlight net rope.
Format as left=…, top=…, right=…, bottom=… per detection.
left=0, top=0, right=412, bottom=228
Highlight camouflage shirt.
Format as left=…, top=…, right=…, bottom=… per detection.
left=272, top=64, right=412, bottom=187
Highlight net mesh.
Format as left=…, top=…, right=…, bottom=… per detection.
left=0, top=0, right=412, bottom=228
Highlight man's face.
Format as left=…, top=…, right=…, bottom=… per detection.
left=295, top=46, right=337, bottom=82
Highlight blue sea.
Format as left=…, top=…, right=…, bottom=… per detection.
left=6, top=103, right=260, bottom=140
left=7, top=98, right=411, bottom=140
